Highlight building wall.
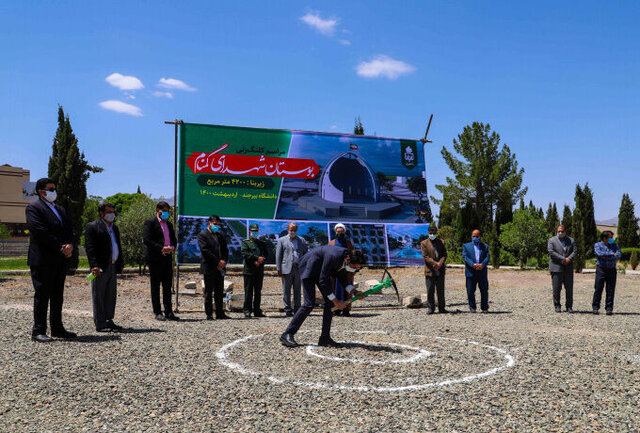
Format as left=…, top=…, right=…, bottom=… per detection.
left=0, top=164, right=31, bottom=224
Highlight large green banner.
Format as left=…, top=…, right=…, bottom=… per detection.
left=177, top=123, right=430, bottom=267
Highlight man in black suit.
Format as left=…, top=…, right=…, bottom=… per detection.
left=84, top=201, right=125, bottom=331
left=280, top=246, right=365, bottom=348
left=197, top=215, right=230, bottom=320
left=25, top=178, right=76, bottom=342
left=143, top=201, right=179, bottom=321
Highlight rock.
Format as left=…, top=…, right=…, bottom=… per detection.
left=403, top=296, right=422, bottom=308
left=420, top=294, right=429, bottom=304
left=224, top=280, right=234, bottom=291
left=224, top=293, right=244, bottom=312
left=185, top=281, right=197, bottom=290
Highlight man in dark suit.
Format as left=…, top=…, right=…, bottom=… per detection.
left=143, top=201, right=179, bottom=321
left=84, top=201, right=125, bottom=331
left=462, top=229, right=490, bottom=313
left=197, top=215, right=230, bottom=320
left=547, top=224, right=576, bottom=313
left=280, top=246, right=365, bottom=348
left=26, top=177, right=76, bottom=342
left=241, top=223, right=269, bottom=318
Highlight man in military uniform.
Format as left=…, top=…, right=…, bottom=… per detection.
left=241, top=223, right=269, bottom=318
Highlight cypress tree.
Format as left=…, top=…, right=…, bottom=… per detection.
left=48, top=106, right=103, bottom=272
left=519, top=198, right=526, bottom=210
left=353, top=117, right=364, bottom=135
left=561, top=205, right=572, bottom=237
left=136, top=185, right=142, bottom=194
left=581, top=184, right=598, bottom=255
left=572, top=206, right=585, bottom=272
left=545, top=202, right=560, bottom=235
left=617, top=193, right=640, bottom=248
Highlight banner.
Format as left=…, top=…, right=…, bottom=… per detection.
left=177, top=123, right=431, bottom=266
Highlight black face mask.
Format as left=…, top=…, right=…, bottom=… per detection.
left=336, top=233, right=346, bottom=240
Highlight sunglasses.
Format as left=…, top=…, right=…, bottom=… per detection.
left=45, top=188, right=56, bottom=192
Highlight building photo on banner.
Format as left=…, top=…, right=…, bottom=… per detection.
left=176, top=123, right=430, bottom=266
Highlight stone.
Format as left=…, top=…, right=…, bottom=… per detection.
left=224, top=293, right=244, bottom=312
left=403, top=296, right=422, bottom=308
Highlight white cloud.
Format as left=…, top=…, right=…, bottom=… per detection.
left=105, top=73, right=144, bottom=90
left=339, top=39, right=351, bottom=46
left=99, top=100, right=143, bottom=117
left=157, top=78, right=196, bottom=91
left=356, top=55, right=416, bottom=79
left=300, top=12, right=338, bottom=36
left=152, top=91, right=174, bottom=99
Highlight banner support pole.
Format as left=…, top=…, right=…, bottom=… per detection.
left=165, top=119, right=183, bottom=312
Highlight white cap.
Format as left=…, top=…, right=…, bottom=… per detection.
left=335, top=223, right=346, bottom=232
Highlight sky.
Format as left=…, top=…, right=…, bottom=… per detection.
left=1, top=1, right=639, bottom=221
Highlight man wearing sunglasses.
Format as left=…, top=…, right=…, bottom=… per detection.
left=25, top=177, right=76, bottom=342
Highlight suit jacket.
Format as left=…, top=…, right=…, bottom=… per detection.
left=276, top=235, right=308, bottom=274
left=84, top=219, right=124, bottom=273
left=143, top=217, right=177, bottom=264
left=420, top=237, right=447, bottom=277
left=241, top=237, right=269, bottom=276
left=197, top=229, right=229, bottom=274
left=25, top=198, right=74, bottom=267
left=548, top=235, right=576, bottom=272
left=462, top=241, right=490, bottom=278
left=299, top=245, right=350, bottom=298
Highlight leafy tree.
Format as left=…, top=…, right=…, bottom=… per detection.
left=617, top=193, right=640, bottom=248
left=572, top=206, right=586, bottom=272
left=433, top=122, right=527, bottom=236
left=438, top=225, right=460, bottom=263
left=81, top=195, right=103, bottom=244
left=407, top=175, right=426, bottom=202
left=491, top=192, right=514, bottom=268
left=0, top=220, right=10, bottom=240
left=118, top=195, right=156, bottom=273
left=353, top=117, right=364, bottom=135
left=436, top=191, right=458, bottom=227
left=561, top=205, right=572, bottom=237
left=376, top=172, right=393, bottom=192
left=454, top=201, right=479, bottom=247
left=519, top=198, right=526, bottom=210
left=499, top=208, right=547, bottom=268
left=105, top=192, right=146, bottom=215
left=545, top=202, right=560, bottom=235
left=48, top=106, right=103, bottom=272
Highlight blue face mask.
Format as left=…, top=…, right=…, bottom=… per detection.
left=210, top=225, right=220, bottom=233
left=250, top=231, right=258, bottom=238
left=160, top=211, right=170, bottom=220
left=608, top=237, right=614, bottom=245
left=472, top=237, right=480, bottom=244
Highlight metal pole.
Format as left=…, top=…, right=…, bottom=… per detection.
left=165, top=119, right=183, bottom=312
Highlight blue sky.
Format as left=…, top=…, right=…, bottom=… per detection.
left=1, top=1, right=638, bottom=220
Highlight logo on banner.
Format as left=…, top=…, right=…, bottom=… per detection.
left=401, top=140, right=418, bottom=169
left=186, top=144, right=320, bottom=179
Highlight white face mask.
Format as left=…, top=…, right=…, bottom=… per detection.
left=44, top=190, right=57, bottom=203
left=557, top=232, right=566, bottom=239
left=345, top=264, right=358, bottom=273
left=103, top=213, right=116, bottom=223
left=428, top=234, right=437, bottom=240
left=289, top=231, right=297, bottom=238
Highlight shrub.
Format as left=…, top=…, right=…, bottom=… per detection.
left=620, top=247, right=640, bottom=261
left=630, top=250, right=639, bottom=271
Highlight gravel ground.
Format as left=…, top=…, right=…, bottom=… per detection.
left=1, top=267, right=640, bottom=432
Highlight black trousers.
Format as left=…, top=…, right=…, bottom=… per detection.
left=593, top=267, right=617, bottom=311
left=285, top=278, right=333, bottom=339
left=551, top=271, right=573, bottom=309
left=466, top=273, right=489, bottom=311
left=204, top=270, right=224, bottom=317
left=30, top=264, right=67, bottom=335
left=148, top=258, right=173, bottom=315
left=425, top=273, right=446, bottom=311
left=243, top=272, right=264, bottom=315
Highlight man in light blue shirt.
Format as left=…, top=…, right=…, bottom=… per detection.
left=276, top=222, right=308, bottom=317
left=592, top=230, right=621, bottom=315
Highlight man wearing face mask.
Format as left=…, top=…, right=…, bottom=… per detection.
left=548, top=225, right=576, bottom=313
left=241, top=223, right=269, bottom=318
left=143, top=201, right=179, bottom=321
left=329, top=223, right=355, bottom=316
left=280, top=246, right=366, bottom=348
left=197, top=215, right=230, bottom=320
left=462, top=229, right=490, bottom=313
left=84, top=202, right=124, bottom=331
left=25, top=178, right=75, bottom=342
left=593, top=230, right=621, bottom=315
left=420, top=224, right=448, bottom=314
left=276, top=222, right=308, bottom=317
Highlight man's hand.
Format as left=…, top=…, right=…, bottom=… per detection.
left=91, top=267, right=101, bottom=276
left=564, top=258, right=571, bottom=265
left=162, top=246, right=173, bottom=255
left=257, top=256, right=265, bottom=264
left=433, top=263, right=441, bottom=270
left=277, top=270, right=282, bottom=277
left=61, top=244, right=73, bottom=258
left=217, top=260, right=226, bottom=270
left=332, top=299, right=347, bottom=310
left=352, top=289, right=365, bottom=299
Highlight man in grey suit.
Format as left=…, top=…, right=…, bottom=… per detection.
left=548, top=224, right=576, bottom=313
left=276, top=222, right=308, bottom=317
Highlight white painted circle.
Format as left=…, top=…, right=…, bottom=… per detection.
left=306, top=340, right=433, bottom=365
left=215, top=331, right=516, bottom=393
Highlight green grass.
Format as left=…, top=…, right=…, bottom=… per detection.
left=0, top=256, right=89, bottom=270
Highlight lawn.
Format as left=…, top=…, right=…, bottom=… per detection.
left=0, top=256, right=89, bottom=270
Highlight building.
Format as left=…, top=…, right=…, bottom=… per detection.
left=0, top=164, right=32, bottom=235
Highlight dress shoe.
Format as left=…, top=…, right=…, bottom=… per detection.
left=317, top=337, right=343, bottom=348
left=341, top=309, right=351, bottom=317
left=216, top=314, right=231, bottom=320
left=31, top=334, right=53, bottom=343
left=333, top=310, right=342, bottom=316
left=165, top=313, right=180, bottom=321
left=155, top=314, right=166, bottom=321
left=285, top=311, right=294, bottom=317
left=439, top=309, right=449, bottom=314
left=96, top=327, right=112, bottom=332
left=566, top=308, right=574, bottom=313
left=481, top=309, right=489, bottom=314
left=426, top=308, right=434, bottom=315
left=280, top=333, right=299, bottom=347
left=254, top=311, right=267, bottom=318
left=555, top=306, right=562, bottom=313
left=51, top=330, right=77, bottom=339
left=470, top=308, right=477, bottom=313
left=606, top=310, right=613, bottom=316
left=593, top=309, right=599, bottom=315
left=206, top=315, right=214, bottom=321
left=107, top=321, right=123, bottom=330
